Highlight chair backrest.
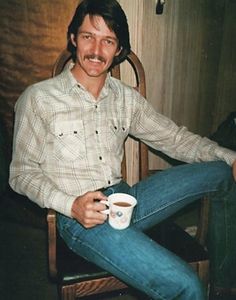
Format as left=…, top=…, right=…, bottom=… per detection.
left=52, top=49, right=149, bottom=181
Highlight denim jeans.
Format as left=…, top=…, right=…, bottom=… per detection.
left=208, top=175, right=236, bottom=293
left=57, top=161, right=235, bottom=300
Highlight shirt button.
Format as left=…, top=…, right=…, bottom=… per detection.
left=95, top=130, right=98, bottom=134
left=108, top=180, right=111, bottom=185
left=99, top=156, right=102, bottom=160
left=95, top=105, right=98, bottom=109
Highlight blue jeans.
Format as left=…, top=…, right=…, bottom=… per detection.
left=57, top=161, right=235, bottom=300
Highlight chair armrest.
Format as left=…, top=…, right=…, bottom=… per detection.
left=47, top=208, right=58, bottom=279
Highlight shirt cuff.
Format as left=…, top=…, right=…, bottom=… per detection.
left=215, top=146, right=236, bottom=166
left=50, top=193, right=76, bottom=218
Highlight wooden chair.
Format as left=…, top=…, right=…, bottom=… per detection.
left=47, top=49, right=209, bottom=299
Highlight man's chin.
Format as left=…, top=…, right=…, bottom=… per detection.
left=85, top=68, right=108, bottom=78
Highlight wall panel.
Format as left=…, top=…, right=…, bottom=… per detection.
left=0, top=0, right=78, bottom=140
left=140, top=0, right=235, bottom=169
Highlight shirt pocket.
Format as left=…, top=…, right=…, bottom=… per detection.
left=50, top=120, right=86, bottom=161
left=106, top=118, right=129, bottom=152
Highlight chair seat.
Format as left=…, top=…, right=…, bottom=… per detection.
left=57, top=221, right=208, bottom=286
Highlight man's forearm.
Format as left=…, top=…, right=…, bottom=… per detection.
left=9, top=168, right=75, bottom=217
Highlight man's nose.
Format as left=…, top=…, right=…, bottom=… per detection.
left=91, top=39, right=102, bottom=55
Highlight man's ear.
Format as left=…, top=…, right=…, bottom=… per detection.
left=70, top=33, right=77, bottom=47
left=115, top=46, right=122, bottom=57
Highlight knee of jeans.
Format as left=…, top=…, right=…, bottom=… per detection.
left=212, top=161, right=234, bottom=190
left=211, top=161, right=231, bottom=178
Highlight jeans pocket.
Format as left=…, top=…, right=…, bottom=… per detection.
left=57, top=215, right=83, bottom=242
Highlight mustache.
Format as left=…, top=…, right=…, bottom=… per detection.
left=84, top=54, right=106, bottom=63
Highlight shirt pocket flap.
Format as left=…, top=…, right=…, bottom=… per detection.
left=52, top=120, right=82, bottom=137
left=49, top=120, right=85, bottom=161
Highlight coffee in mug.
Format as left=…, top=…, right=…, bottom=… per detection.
left=113, top=201, right=132, bottom=207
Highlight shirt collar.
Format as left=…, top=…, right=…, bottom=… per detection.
left=59, top=63, right=119, bottom=98
left=59, top=63, right=79, bottom=92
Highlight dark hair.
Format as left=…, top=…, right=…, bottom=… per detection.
left=67, top=0, right=131, bottom=68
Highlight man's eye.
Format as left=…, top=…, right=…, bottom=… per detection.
left=83, top=35, right=91, bottom=40
left=105, top=39, right=114, bottom=45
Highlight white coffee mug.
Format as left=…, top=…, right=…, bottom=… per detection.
left=101, top=193, right=137, bottom=230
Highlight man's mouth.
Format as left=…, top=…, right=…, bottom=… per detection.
left=85, top=54, right=106, bottom=64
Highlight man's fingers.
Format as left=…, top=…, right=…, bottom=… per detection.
left=93, top=200, right=108, bottom=211
left=71, top=190, right=108, bottom=228
left=81, top=212, right=107, bottom=228
left=88, top=190, right=107, bottom=201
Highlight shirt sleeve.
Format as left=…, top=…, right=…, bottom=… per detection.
left=130, top=92, right=236, bottom=166
left=9, top=86, right=75, bottom=217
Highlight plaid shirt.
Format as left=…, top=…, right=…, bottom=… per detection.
left=9, top=65, right=236, bottom=217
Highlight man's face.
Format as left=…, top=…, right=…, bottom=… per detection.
left=71, top=15, right=121, bottom=78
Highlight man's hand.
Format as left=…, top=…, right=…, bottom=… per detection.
left=233, top=160, right=236, bottom=181
left=71, top=191, right=108, bottom=228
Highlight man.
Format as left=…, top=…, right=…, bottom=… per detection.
left=9, top=0, right=236, bottom=299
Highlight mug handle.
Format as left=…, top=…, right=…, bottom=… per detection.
left=100, top=200, right=109, bottom=215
